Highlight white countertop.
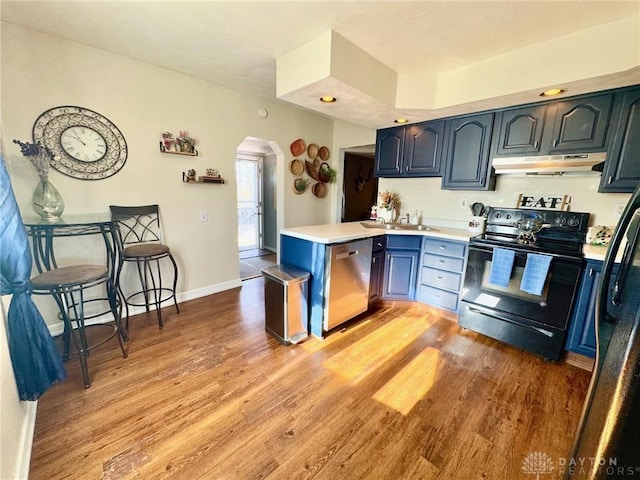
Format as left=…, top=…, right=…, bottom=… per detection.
left=280, top=221, right=474, bottom=244
left=583, top=242, right=626, bottom=263
left=282, top=222, right=627, bottom=263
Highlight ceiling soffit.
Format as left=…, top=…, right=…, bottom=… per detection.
left=276, top=17, right=640, bottom=129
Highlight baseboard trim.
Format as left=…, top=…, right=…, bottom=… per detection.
left=47, top=279, right=244, bottom=336
left=14, top=400, right=37, bottom=480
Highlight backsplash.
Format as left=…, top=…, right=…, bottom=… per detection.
left=379, top=175, right=631, bottom=228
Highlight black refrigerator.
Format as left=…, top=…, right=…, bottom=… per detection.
left=567, top=183, right=640, bottom=479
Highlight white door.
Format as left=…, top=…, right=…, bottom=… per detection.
left=236, top=158, right=263, bottom=251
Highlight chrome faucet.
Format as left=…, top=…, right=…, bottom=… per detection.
left=376, top=217, right=386, bottom=224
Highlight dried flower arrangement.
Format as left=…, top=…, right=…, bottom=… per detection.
left=378, top=190, right=399, bottom=211
left=12, top=139, right=53, bottom=181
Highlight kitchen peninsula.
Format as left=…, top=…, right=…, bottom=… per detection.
left=280, top=221, right=473, bottom=338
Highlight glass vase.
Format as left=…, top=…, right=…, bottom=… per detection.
left=32, top=179, right=65, bottom=220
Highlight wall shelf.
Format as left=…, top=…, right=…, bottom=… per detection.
left=182, top=173, right=225, bottom=184
left=159, top=141, right=198, bottom=156
left=165, top=150, right=198, bottom=156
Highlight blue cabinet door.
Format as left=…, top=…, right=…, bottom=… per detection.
left=494, top=104, right=547, bottom=156
left=566, top=260, right=618, bottom=358
left=404, top=120, right=445, bottom=176
left=382, top=249, right=419, bottom=300
left=547, top=93, right=614, bottom=153
left=375, top=127, right=404, bottom=177
left=442, top=112, right=495, bottom=190
left=600, top=87, right=640, bottom=193
left=369, top=249, right=384, bottom=304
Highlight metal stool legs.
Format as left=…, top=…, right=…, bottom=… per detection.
left=120, top=253, right=179, bottom=330
left=46, top=277, right=127, bottom=388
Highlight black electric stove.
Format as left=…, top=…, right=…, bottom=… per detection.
left=470, top=207, right=590, bottom=258
left=460, top=207, right=591, bottom=361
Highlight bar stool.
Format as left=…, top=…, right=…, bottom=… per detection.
left=110, top=205, right=179, bottom=329
left=30, top=264, right=128, bottom=388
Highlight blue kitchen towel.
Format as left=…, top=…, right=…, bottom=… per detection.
left=488, top=247, right=515, bottom=287
left=520, top=253, right=553, bottom=296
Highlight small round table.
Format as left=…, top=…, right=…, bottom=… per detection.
left=23, top=214, right=128, bottom=388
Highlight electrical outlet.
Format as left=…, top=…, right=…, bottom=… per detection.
left=614, top=203, right=626, bottom=217
left=199, top=210, right=208, bottom=222
left=460, top=198, right=468, bottom=209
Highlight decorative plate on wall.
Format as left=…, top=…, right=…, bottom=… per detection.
left=290, top=138, right=305, bottom=157
left=32, top=105, right=128, bottom=180
left=289, top=159, right=304, bottom=176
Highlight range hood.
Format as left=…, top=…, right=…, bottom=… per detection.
left=492, top=152, right=606, bottom=175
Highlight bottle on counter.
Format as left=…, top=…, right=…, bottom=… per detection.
left=411, top=210, right=421, bottom=225
left=370, top=205, right=377, bottom=220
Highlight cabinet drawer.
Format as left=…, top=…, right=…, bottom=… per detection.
left=386, top=235, right=422, bottom=250
left=420, top=267, right=462, bottom=292
left=423, top=238, right=466, bottom=258
left=422, top=253, right=465, bottom=273
left=417, top=285, right=459, bottom=311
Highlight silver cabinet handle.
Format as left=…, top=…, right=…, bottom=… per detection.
left=438, top=259, right=445, bottom=264
left=439, top=245, right=446, bottom=250
left=534, top=140, right=539, bottom=149
left=552, top=139, right=558, bottom=147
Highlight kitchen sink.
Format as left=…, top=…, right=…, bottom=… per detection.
left=360, top=222, right=401, bottom=230
left=398, top=224, right=434, bottom=231
left=359, top=221, right=435, bottom=231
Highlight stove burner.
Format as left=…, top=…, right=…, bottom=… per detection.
left=517, top=232, right=537, bottom=245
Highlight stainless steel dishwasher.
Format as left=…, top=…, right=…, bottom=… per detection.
left=324, top=238, right=372, bottom=331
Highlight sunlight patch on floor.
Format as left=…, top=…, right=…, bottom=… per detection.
left=372, top=347, right=440, bottom=415
left=322, top=315, right=431, bottom=384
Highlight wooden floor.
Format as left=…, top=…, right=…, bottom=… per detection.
left=30, top=278, right=591, bottom=480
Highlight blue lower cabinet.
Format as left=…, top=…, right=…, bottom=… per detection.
left=382, top=242, right=419, bottom=300
left=369, top=249, right=385, bottom=304
left=382, top=235, right=421, bottom=300
left=416, top=237, right=467, bottom=313
left=566, top=260, right=618, bottom=358
left=280, top=235, right=327, bottom=338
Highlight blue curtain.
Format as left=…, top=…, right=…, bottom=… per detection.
left=0, top=154, right=66, bottom=400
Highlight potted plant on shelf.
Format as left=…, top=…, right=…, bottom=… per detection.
left=176, top=130, right=196, bottom=153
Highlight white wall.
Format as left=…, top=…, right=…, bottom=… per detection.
left=1, top=23, right=337, bottom=310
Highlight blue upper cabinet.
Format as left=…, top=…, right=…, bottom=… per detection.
left=375, top=120, right=444, bottom=177
left=546, top=94, right=614, bottom=153
left=493, top=94, right=614, bottom=159
left=403, top=121, right=445, bottom=176
left=493, top=104, right=547, bottom=156
left=441, top=112, right=495, bottom=190
left=600, top=87, right=640, bottom=193
left=375, top=127, right=404, bottom=176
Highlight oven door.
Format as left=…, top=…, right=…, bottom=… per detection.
left=462, top=244, right=582, bottom=330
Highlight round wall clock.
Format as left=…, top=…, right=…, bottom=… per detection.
left=32, top=105, right=128, bottom=180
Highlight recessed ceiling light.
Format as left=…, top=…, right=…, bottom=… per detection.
left=394, top=118, right=408, bottom=124
left=319, top=96, right=337, bottom=103
left=540, top=88, right=567, bottom=97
